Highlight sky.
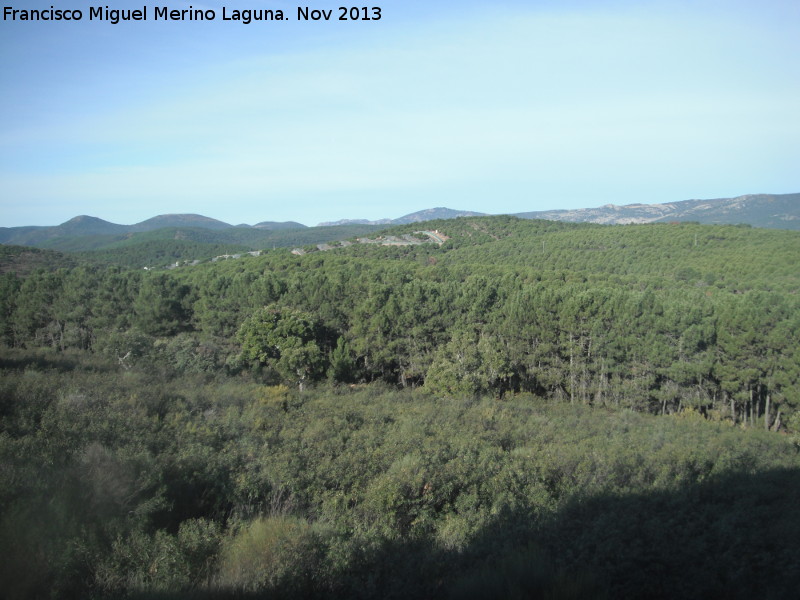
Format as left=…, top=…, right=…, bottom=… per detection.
left=1, top=0, right=798, bottom=227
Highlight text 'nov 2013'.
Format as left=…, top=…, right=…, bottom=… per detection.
left=2, top=6, right=383, bottom=24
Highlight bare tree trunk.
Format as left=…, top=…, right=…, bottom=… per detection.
left=581, top=366, right=588, bottom=405
left=117, top=351, right=132, bottom=370
left=772, top=410, right=782, bottom=432
left=595, top=361, right=605, bottom=406
left=569, top=334, right=575, bottom=405
left=764, top=393, right=771, bottom=431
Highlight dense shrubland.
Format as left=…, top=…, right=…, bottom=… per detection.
left=1, top=354, right=800, bottom=598
left=2, top=217, right=800, bottom=597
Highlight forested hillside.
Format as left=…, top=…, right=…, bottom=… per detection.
left=2, top=216, right=799, bottom=598
left=0, top=223, right=386, bottom=269
left=3, top=217, right=797, bottom=425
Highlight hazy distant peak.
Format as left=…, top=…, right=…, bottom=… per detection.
left=513, top=193, right=800, bottom=229
left=317, top=218, right=392, bottom=227
left=317, top=207, right=485, bottom=227
left=132, top=214, right=232, bottom=231
left=393, top=207, right=486, bottom=223
left=56, top=215, right=126, bottom=236
left=251, top=221, right=308, bottom=230
left=61, top=215, right=110, bottom=225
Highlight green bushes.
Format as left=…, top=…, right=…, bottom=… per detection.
left=96, top=520, right=221, bottom=594
left=2, top=351, right=800, bottom=598
left=216, top=516, right=325, bottom=595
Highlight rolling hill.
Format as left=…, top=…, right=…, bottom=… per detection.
left=0, top=214, right=309, bottom=247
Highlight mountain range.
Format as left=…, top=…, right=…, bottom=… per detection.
left=514, top=193, right=800, bottom=228
left=0, top=208, right=484, bottom=248
left=0, top=214, right=307, bottom=246
left=1, top=193, right=798, bottom=251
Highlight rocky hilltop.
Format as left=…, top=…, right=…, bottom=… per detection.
left=514, top=193, right=800, bottom=229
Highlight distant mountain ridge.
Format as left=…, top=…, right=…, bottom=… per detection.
left=0, top=214, right=308, bottom=247
left=2, top=193, right=798, bottom=250
left=0, top=208, right=486, bottom=247
left=513, top=193, right=800, bottom=229
left=317, top=207, right=486, bottom=227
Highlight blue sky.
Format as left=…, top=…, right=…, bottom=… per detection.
left=1, top=0, right=798, bottom=227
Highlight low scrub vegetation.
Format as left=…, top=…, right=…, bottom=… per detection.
left=2, top=351, right=800, bottom=598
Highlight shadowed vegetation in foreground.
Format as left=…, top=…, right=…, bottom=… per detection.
left=1, top=353, right=799, bottom=599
